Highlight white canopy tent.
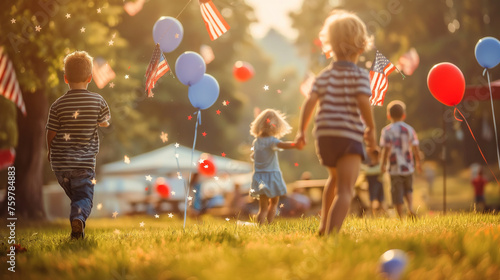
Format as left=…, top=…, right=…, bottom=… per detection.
left=101, top=144, right=253, bottom=177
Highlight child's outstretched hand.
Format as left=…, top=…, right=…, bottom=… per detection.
left=294, top=132, right=306, bottom=150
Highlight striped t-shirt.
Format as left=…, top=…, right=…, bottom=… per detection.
left=46, top=89, right=110, bottom=171
left=312, top=61, right=372, bottom=143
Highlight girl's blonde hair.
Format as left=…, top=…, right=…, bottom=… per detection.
left=319, top=10, right=373, bottom=60
left=250, top=109, right=291, bottom=139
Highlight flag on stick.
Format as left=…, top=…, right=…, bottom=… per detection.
left=92, top=60, right=116, bottom=89
left=199, top=0, right=230, bottom=41
left=369, top=51, right=396, bottom=106
left=145, top=44, right=170, bottom=97
left=0, top=47, right=26, bottom=116
left=397, top=48, right=420, bottom=76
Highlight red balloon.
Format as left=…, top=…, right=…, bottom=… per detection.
left=0, top=148, right=15, bottom=170
left=155, top=177, right=170, bottom=198
left=198, top=156, right=216, bottom=177
left=427, top=62, right=465, bottom=106
left=233, top=61, right=254, bottom=82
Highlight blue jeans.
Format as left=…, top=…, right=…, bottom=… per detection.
left=54, top=169, right=95, bottom=228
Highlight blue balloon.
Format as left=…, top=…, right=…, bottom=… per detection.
left=475, top=37, right=500, bottom=69
left=175, top=52, right=206, bottom=86
left=379, top=249, right=408, bottom=280
left=152, top=17, right=183, bottom=53
left=188, top=74, right=219, bottom=110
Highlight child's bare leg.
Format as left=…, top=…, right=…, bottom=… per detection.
left=404, top=193, right=415, bottom=215
left=325, top=155, right=361, bottom=234
left=267, top=197, right=279, bottom=223
left=257, top=195, right=269, bottom=225
left=318, top=168, right=337, bottom=235
left=371, top=200, right=380, bottom=216
left=395, top=204, right=404, bottom=219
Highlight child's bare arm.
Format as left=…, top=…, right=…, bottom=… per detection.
left=356, top=94, right=377, bottom=151
left=277, top=141, right=297, bottom=150
left=98, top=121, right=110, bottom=127
left=98, top=114, right=110, bottom=127
left=380, top=146, right=391, bottom=173
left=412, top=145, right=422, bottom=173
left=295, top=92, right=319, bottom=148
left=46, top=129, right=57, bottom=162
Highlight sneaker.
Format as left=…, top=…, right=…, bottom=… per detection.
left=71, top=218, right=84, bottom=239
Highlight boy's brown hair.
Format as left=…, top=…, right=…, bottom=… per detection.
left=319, top=10, right=373, bottom=60
left=63, top=51, right=93, bottom=83
left=387, top=100, right=406, bottom=120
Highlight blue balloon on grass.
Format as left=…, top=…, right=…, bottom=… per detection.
left=475, top=37, right=500, bottom=69
left=188, top=74, right=219, bottom=110
left=175, top=52, right=206, bottom=86
left=152, top=17, right=183, bottom=53
left=380, top=249, right=408, bottom=280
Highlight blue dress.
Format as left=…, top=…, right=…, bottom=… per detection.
left=250, top=136, right=287, bottom=198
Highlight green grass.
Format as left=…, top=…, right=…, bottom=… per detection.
left=1, top=214, right=499, bottom=280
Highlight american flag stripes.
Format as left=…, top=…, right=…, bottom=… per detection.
left=92, top=60, right=116, bottom=89
left=369, top=51, right=396, bottom=106
left=0, top=47, right=26, bottom=116
left=145, top=43, right=170, bottom=97
left=199, top=0, right=230, bottom=41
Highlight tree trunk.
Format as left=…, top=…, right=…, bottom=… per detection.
left=0, top=89, right=48, bottom=219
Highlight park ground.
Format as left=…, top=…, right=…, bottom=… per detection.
left=0, top=212, right=499, bottom=280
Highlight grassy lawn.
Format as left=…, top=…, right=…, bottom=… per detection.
left=1, top=213, right=499, bottom=280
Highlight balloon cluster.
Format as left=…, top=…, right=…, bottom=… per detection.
left=427, top=37, right=500, bottom=107
left=152, top=16, right=220, bottom=110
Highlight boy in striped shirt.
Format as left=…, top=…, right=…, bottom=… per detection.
left=296, top=10, right=377, bottom=235
left=46, top=51, right=110, bottom=239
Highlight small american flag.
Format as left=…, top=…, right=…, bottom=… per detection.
left=300, top=72, right=315, bottom=97
left=0, top=47, right=26, bottom=116
left=199, top=0, right=230, bottom=41
left=92, top=60, right=116, bottom=89
left=369, top=51, right=395, bottom=106
left=397, top=48, right=419, bottom=76
left=145, top=44, right=170, bottom=97
left=200, top=44, right=215, bottom=64
left=123, top=0, right=145, bottom=16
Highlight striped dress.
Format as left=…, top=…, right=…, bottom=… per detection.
left=46, top=89, right=110, bottom=171
left=312, top=61, right=372, bottom=143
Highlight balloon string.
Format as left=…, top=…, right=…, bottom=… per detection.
left=183, top=109, right=201, bottom=229
left=157, top=0, right=193, bottom=47
left=454, top=107, right=500, bottom=186
left=485, top=69, right=500, bottom=170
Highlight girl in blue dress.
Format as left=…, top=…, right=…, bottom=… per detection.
left=249, top=109, right=299, bottom=224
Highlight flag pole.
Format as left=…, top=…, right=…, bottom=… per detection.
left=394, top=65, right=406, bottom=80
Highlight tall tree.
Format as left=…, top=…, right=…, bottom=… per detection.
left=0, top=0, right=144, bottom=218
